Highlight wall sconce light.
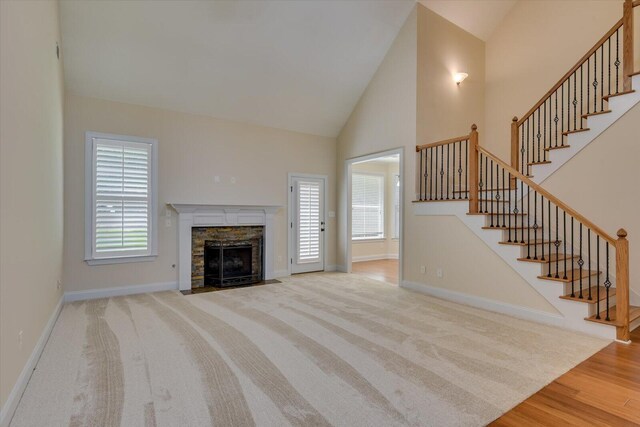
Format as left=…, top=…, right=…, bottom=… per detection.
left=453, top=72, right=468, bottom=85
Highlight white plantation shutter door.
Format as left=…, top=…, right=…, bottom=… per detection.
left=297, top=180, right=321, bottom=263
left=352, top=173, right=384, bottom=239
left=93, top=138, right=152, bottom=257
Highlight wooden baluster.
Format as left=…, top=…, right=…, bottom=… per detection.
left=623, top=0, right=634, bottom=91
left=468, top=124, right=479, bottom=214
left=511, top=116, right=519, bottom=189
left=615, top=228, right=630, bottom=341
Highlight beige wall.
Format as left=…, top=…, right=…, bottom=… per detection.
left=63, top=94, right=337, bottom=292
left=338, top=4, right=556, bottom=313
left=543, top=103, right=640, bottom=303
left=0, top=0, right=65, bottom=410
left=351, top=160, right=400, bottom=261
left=337, top=7, right=417, bottom=270
left=484, top=0, right=627, bottom=160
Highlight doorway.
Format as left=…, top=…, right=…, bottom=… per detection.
left=346, top=149, right=403, bottom=285
left=288, top=174, right=327, bottom=274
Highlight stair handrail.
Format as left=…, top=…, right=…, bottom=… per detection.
left=416, top=134, right=471, bottom=151
left=511, top=0, right=636, bottom=174
left=478, top=145, right=616, bottom=245
left=515, top=18, right=623, bottom=129
left=477, top=143, right=630, bottom=341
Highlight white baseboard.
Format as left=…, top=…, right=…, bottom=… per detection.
left=64, top=281, right=178, bottom=303
left=0, top=295, right=63, bottom=427
left=401, top=280, right=565, bottom=328
left=352, top=254, right=399, bottom=262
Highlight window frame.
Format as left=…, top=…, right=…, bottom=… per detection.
left=393, top=173, right=400, bottom=239
left=84, top=131, right=158, bottom=265
left=351, top=172, right=385, bottom=241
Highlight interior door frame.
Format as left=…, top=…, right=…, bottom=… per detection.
left=288, top=173, right=328, bottom=276
left=345, top=147, right=404, bottom=284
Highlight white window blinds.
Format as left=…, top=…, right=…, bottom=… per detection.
left=92, top=138, right=152, bottom=258
left=297, top=180, right=321, bottom=263
left=352, top=173, right=384, bottom=239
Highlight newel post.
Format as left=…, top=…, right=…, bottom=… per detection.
left=615, top=228, right=630, bottom=342
left=623, top=0, right=634, bottom=91
left=510, top=117, right=519, bottom=189
left=468, top=124, right=479, bottom=214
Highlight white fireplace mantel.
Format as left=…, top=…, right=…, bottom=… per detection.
left=170, top=203, right=282, bottom=291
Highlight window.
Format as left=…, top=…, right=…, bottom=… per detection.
left=352, top=173, right=384, bottom=240
left=393, top=174, right=400, bottom=239
left=85, top=132, right=158, bottom=265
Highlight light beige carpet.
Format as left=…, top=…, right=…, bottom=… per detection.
left=10, top=273, right=609, bottom=427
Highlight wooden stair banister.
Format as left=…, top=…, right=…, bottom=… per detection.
left=515, top=18, right=623, bottom=128
left=477, top=144, right=631, bottom=341
left=477, top=145, right=617, bottom=245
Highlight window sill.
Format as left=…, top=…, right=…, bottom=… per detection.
left=85, top=255, right=157, bottom=266
left=352, top=238, right=386, bottom=243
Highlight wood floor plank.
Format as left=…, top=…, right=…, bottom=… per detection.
left=492, top=327, right=640, bottom=426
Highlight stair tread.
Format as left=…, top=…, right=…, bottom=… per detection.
left=537, top=269, right=600, bottom=283
left=581, top=110, right=611, bottom=118
left=545, top=145, right=570, bottom=151
left=603, top=89, right=635, bottom=101
left=562, top=128, right=590, bottom=136
left=585, top=305, right=640, bottom=326
left=528, top=160, right=552, bottom=166
left=517, top=253, right=578, bottom=263
left=560, top=286, right=616, bottom=304
left=500, top=239, right=558, bottom=246
left=629, top=71, right=640, bottom=77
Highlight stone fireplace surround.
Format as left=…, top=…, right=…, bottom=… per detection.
left=170, top=204, right=281, bottom=291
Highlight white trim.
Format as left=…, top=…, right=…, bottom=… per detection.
left=0, top=296, right=63, bottom=427
left=345, top=148, right=404, bottom=285
left=84, top=131, right=159, bottom=264
left=352, top=254, right=399, bottom=262
left=64, top=281, right=178, bottom=303
left=287, top=173, right=329, bottom=276
left=85, top=255, right=157, bottom=266
left=401, top=280, right=566, bottom=328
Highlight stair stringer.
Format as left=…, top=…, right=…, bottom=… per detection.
left=530, top=74, right=640, bottom=185
left=411, top=201, right=616, bottom=340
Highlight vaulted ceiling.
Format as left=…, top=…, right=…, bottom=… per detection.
left=60, top=1, right=516, bottom=138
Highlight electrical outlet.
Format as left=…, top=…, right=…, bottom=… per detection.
left=56, top=279, right=62, bottom=290
left=18, top=330, right=23, bottom=350
left=278, top=255, right=283, bottom=262
left=230, top=177, right=236, bottom=184
left=436, top=268, right=443, bottom=278
left=165, top=218, right=172, bottom=227
left=165, top=209, right=172, bottom=218
left=420, top=265, right=426, bottom=274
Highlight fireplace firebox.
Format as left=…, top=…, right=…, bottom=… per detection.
left=204, top=238, right=263, bottom=287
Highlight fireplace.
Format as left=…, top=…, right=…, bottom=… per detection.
left=191, top=225, right=264, bottom=289
left=170, top=204, right=280, bottom=291
left=204, top=238, right=263, bottom=287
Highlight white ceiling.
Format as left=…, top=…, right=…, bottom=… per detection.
left=420, top=0, right=517, bottom=41
left=60, top=0, right=415, bottom=137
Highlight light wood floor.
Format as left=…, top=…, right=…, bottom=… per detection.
left=492, top=327, right=640, bottom=426
left=351, top=259, right=398, bottom=285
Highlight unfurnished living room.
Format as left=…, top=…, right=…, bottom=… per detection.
left=1, top=0, right=640, bottom=426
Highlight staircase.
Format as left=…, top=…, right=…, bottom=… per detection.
left=412, top=1, right=640, bottom=342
